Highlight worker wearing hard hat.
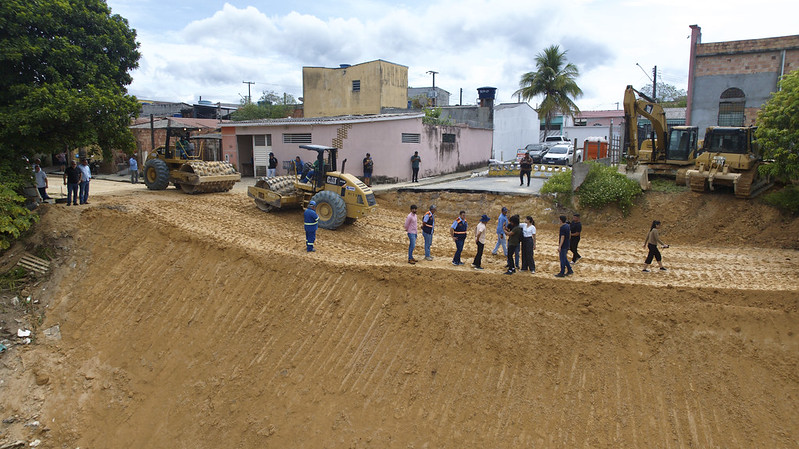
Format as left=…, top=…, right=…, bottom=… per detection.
left=304, top=200, right=319, bottom=252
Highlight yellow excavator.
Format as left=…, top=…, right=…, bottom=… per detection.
left=143, top=125, right=240, bottom=194
left=620, top=85, right=699, bottom=189
left=684, top=126, right=772, bottom=198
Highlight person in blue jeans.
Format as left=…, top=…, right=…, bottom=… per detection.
left=492, top=207, right=508, bottom=256
left=78, top=159, right=92, bottom=204
left=450, top=211, right=468, bottom=265
left=404, top=204, right=418, bottom=263
left=63, top=160, right=82, bottom=206
left=555, top=215, right=573, bottom=277
left=421, top=205, right=436, bottom=260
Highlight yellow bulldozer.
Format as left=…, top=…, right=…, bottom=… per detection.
left=619, top=85, right=699, bottom=189
left=143, top=126, right=241, bottom=194
left=247, top=145, right=377, bottom=229
left=684, top=126, right=772, bottom=198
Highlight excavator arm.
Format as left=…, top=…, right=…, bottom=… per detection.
left=623, top=85, right=668, bottom=167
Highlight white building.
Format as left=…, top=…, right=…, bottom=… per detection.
left=492, top=103, right=539, bottom=161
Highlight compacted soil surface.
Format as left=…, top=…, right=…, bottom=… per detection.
left=1, top=180, right=797, bottom=448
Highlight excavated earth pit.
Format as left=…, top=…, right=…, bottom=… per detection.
left=0, top=180, right=797, bottom=448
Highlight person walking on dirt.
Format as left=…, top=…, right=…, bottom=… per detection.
left=78, top=158, right=92, bottom=205
left=492, top=207, right=509, bottom=257
left=569, top=213, right=582, bottom=264
left=268, top=152, right=278, bottom=177
left=410, top=151, right=421, bottom=182
left=34, top=164, right=51, bottom=201
left=521, top=216, right=536, bottom=273
left=363, top=153, right=374, bottom=187
left=643, top=220, right=669, bottom=272
left=405, top=204, right=418, bottom=264
left=129, top=155, right=139, bottom=184
left=504, top=215, right=522, bottom=275
left=63, top=160, right=81, bottom=206
left=519, top=152, right=533, bottom=186
left=555, top=215, right=573, bottom=277
left=421, top=205, right=436, bottom=261
left=304, top=201, right=319, bottom=252
left=472, top=214, right=490, bottom=270
left=450, top=211, right=468, bottom=265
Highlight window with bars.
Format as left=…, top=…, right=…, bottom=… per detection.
left=718, top=88, right=745, bottom=127
left=401, top=133, right=421, bottom=143
left=283, top=133, right=312, bottom=144
left=254, top=135, right=270, bottom=146
left=352, top=80, right=361, bottom=92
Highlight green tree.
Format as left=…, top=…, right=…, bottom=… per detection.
left=515, top=45, right=582, bottom=133
left=638, top=82, right=687, bottom=107
left=0, top=0, right=141, bottom=161
left=756, top=69, right=799, bottom=182
left=231, top=90, right=298, bottom=121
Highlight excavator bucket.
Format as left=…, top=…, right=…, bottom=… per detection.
left=618, top=165, right=651, bottom=190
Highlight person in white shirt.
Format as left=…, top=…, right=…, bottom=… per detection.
left=34, top=164, right=51, bottom=201
left=520, top=216, right=537, bottom=273
left=78, top=159, right=92, bottom=204
left=471, top=214, right=490, bottom=270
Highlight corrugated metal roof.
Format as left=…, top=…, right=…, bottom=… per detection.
left=226, top=112, right=425, bottom=128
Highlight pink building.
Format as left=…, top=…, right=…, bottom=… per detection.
left=221, top=113, right=492, bottom=182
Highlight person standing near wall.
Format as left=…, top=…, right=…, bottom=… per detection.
left=421, top=205, right=436, bottom=261
left=410, top=151, right=421, bottom=182
left=129, top=155, right=139, bottom=184
left=363, top=153, right=374, bottom=187
left=268, top=152, right=278, bottom=177
left=450, top=210, right=468, bottom=266
left=405, top=204, right=418, bottom=264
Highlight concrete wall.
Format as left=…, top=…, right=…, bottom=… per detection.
left=303, top=60, right=408, bottom=117
left=439, top=106, right=493, bottom=130
left=221, top=116, right=491, bottom=182
left=492, top=103, right=539, bottom=161
left=687, top=27, right=799, bottom=135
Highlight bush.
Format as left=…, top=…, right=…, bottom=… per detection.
left=762, top=185, right=799, bottom=215
left=0, top=165, right=39, bottom=251
left=540, top=170, right=573, bottom=204
left=576, top=162, right=642, bottom=216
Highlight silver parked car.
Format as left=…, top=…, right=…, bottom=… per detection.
left=523, top=143, right=548, bottom=163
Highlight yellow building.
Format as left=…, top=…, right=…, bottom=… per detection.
left=302, top=60, right=408, bottom=118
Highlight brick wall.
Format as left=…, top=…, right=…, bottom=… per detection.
left=695, top=36, right=799, bottom=77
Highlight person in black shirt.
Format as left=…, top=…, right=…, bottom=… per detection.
left=268, top=153, right=278, bottom=177
left=63, top=160, right=82, bottom=206
left=519, top=152, right=533, bottom=186
left=569, top=213, right=582, bottom=264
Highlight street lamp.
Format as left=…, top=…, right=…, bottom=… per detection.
left=635, top=63, right=657, bottom=102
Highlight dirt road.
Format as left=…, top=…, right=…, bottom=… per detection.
left=1, top=180, right=797, bottom=448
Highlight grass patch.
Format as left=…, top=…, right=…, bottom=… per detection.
left=0, top=266, right=29, bottom=291
left=762, top=184, right=799, bottom=215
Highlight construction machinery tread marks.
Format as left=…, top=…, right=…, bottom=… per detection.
left=144, top=158, right=170, bottom=190
left=311, top=190, right=347, bottom=230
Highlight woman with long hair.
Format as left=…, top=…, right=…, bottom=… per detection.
left=643, top=220, right=669, bottom=272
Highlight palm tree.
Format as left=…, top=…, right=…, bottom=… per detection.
left=515, top=45, right=583, bottom=135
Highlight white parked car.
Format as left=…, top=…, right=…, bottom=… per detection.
left=543, top=135, right=573, bottom=149
left=541, top=144, right=582, bottom=166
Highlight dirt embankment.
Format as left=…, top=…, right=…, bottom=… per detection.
left=1, top=183, right=797, bottom=448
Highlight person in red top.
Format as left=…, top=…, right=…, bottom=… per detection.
left=404, top=204, right=418, bottom=264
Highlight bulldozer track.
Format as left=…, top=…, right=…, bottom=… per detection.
left=688, top=172, right=707, bottom=193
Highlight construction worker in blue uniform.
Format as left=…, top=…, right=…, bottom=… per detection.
left=304, top=200, right=319, bottom=252
left=450, top=210, right=468, bottom=265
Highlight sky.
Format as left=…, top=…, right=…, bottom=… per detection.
left=106, top=0, right=798, bottom=111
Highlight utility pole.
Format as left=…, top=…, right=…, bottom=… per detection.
left=242, top=81, right=255, bottom=103
left=652, top=66, right=657, bottom=102
left=426, top=71, right=438, bottom=107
